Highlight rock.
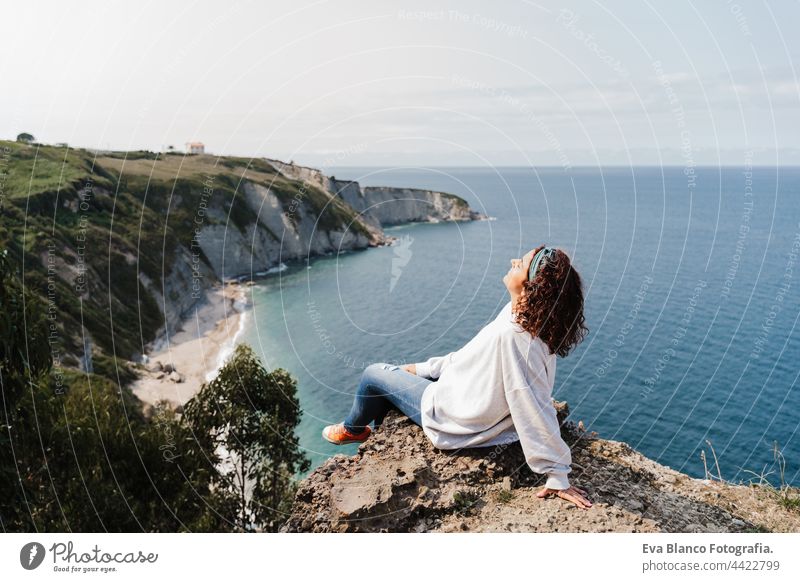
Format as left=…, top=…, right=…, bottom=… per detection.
left=626, top=499, right=643, bottom=511
left=154, top=371, right=165, bottom=380
left=282, top=403, right=794, bottom=533
left=168, top=371, right=183, bottom=383
left=330, top=456, right=426, bottom=519
left=163, top=363, right=176, bottom=374
left=147, top=360, right=163, bottom=373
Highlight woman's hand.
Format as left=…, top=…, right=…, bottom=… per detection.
left=402, top=364, right=417, bottom=375
left=536, top=485, right=593, bottom=510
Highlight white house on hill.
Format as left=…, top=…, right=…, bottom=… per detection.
left=185, top=141, right=205, bottom=154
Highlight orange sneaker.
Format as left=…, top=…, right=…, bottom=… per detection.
left=322, top=423, right=371, bottom=445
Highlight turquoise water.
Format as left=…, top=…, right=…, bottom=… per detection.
left=240, top=166, right=800, bottom=486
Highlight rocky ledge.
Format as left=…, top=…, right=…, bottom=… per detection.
left=283, top=405, right=800, bottom=533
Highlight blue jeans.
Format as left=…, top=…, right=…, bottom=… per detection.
left=343, top=363, right=433, bottom=433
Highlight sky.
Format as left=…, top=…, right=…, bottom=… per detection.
left=1, top=0, right=799, bottom=166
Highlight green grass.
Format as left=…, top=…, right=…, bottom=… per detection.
left=777, top=493, right=800, bottom=512
left=452, top=489, right=481, bottom=515
left=494, top=489, right=514, bottom=504
left=1, top=141, right=109, bottom=199
left=706, top=439, right=800, bottom=515
left=100, top=150, right=161, bottom=160
left=440, top=191, right=469, bottom=208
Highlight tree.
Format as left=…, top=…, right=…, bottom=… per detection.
left=29, top=377, right=227, bottom=532
left=0, top=248, right=222, bottom=532
left=0, top=248, right=52, bottom=525
left=1, top=246, right=307, bottom=532
left=0, top=249, right=51, bottom=404
left=15, top=133, right=35, bottom=144
left=183, top=344, right=309, bottom=531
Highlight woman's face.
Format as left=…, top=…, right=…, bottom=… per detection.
left=503, top=248, right=537, bottom=296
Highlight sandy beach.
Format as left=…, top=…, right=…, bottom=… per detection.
left=132, top=283, right=249, bottom=406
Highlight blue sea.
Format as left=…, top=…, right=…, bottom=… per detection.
left=239, top=166, right=800, bottom=486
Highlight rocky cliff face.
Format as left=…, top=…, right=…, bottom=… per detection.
left=330, top=180, right=485, bottom=228
left=283, top=406, right=800, bottom=533
left=270, top=161, right=486, bottom=228
left=194, top=181, right=375, bottom=282
left=193, top=166, right=486, bottom=283
left=138, top=245, right=218, bottom=344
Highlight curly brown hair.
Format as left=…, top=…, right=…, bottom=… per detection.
left=512, top=245, right=589, bottom=358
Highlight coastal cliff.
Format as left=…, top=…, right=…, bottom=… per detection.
left=283, top=406, right=800, bottom=533
left=270, top=161, right=483, bottom=228
left=330, top=181, right=485, bottom=228
left=0, top=141, right=486, bottom=373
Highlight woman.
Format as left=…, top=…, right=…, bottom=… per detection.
left=322, top=245, right=592, bottom=510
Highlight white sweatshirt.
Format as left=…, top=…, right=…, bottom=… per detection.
left=414, top=300, right=572, bottom=490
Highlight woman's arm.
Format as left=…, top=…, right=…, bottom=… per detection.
left=505, top=383, right=573, bottom=490
left=502, top=335, right=592, bottom=509
left=507, top=384, right=593, bottom=508
left=410, top=351, right=457, bottom=379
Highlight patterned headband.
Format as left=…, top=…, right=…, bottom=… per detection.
left=528, top=246, right=558, bottom=281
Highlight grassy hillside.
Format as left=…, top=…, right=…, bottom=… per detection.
left=0, top=140, right=371, bottom=379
